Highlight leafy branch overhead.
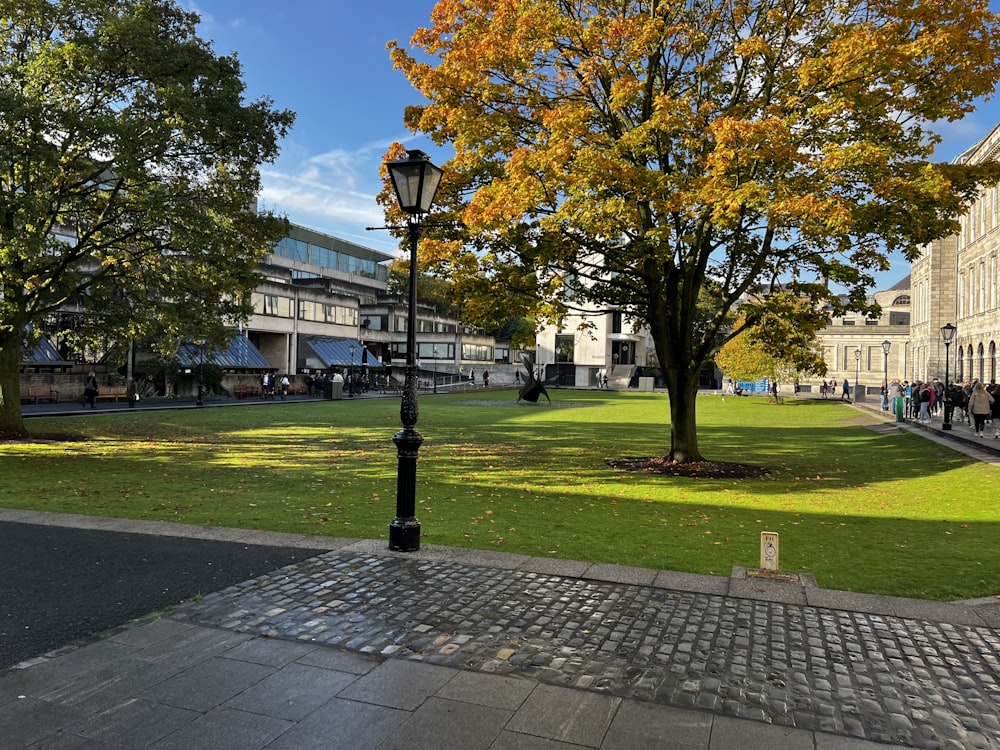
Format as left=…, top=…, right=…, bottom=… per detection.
left=0, top=0, right=294, bottom=433
left=390, top=0, right=1000, bottom=462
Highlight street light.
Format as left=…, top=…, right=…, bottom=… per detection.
left=854, top=347, right=861, bottom=402
left=432, top=347, right=440, bottom=394
left=348, top=343, right=356, bottom=398
left=941, top=323, right=957, bottom=431
left=881, top=340, right=891, bottom=411
left=196, top=342, right=205, bottom=407
left=385, top=149, right=444, bottom=552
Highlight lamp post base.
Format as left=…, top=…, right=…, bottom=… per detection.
left=389, top=517, right=421, bottom=551
left=389, top=427, right=423, bottom=552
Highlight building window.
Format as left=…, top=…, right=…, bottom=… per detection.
left=418, top=343, right=455, bottom=359
left=554, top=335, right=575, bottom=363
left=841, top=320, right=855, bottom=326
left=991, top=256, right=997, bottom=310
left=980, top=262, right=987, bottom=313
left=253, top=292, right=291, bottom=317
left=611, top=311, right=623, bottom=334
left=461, top=343, right=494, bottom=361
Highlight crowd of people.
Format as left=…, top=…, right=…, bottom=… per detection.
left=880, top=377, right=1000, bottom=438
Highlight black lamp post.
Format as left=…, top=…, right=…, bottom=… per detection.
left=196, top=342, right=204, bottom=407
left=854, top=347, right=861, bottom=402
left=349, top=343, right=356, bottom=398
left=385, top=149, right=444, bottom=552
left=881, top=340, right=891, bottom=411
left=941, top=322, right=956, bottom=430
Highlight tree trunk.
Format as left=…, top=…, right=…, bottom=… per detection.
left=0, top=328, right=27, bottom=435
left=664, top=365, right=704, bottom=463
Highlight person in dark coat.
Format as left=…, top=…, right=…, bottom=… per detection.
left=82, top=373, right=99, bottom=409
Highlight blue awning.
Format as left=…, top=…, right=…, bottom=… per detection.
left=24, top=336, right=70, bottom=365
left=302, top=336, right=384, bottom=368
left=177, top=332, right=273, bottom=369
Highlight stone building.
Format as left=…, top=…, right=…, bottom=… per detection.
left=814, top=122, right=1000, bottom=394
left=910, top=125, right=1000, bottom=386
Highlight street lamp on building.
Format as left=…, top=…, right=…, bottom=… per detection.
left=348, top=343, right=356, bottom=398
left=881, top=340, right=891, bottom=411
left=385, top=149, right=444, bottom=552
left=854, top=347, right=861, bottom=401
left=941, top=323, right=956, bottom=431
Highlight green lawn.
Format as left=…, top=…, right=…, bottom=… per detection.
left=3, top=390, right=998, bottom=601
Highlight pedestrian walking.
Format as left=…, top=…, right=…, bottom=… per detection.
left=918, top=383, right=932, bottom=423
left=482, top=370, right=489, bottom=388
left=280, top=374, right=290, bottom=399
left=967, top=381, right=994, bottom=437
left=126, top=378, right=137, bottom=408
left=82, top=372, right=99, bottom=408
left=841, top=378, right=850, bottom=401
left=990, top=383, right=1000, bottom=438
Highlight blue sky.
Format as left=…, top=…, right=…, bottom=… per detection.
left=185, top=1, right=1000, bottom=290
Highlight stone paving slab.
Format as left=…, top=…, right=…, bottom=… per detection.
left=169, top=550, right=1000, bottom=749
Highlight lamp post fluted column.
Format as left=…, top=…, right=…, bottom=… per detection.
left=854, top=347, right=860, bottom=403
left=882, top=340, right=891, bottom=411
left=942, top=323, right=956, bottom=431
left=389, top=220, right=424, bottom=551
left=384, top=149, right=444, bottom=552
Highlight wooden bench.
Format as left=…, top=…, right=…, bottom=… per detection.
left=96, top=385, right=129, bottom=402
left=233, top=383, right=262, bottom=399
left=20, top=384, right=60, bottom=403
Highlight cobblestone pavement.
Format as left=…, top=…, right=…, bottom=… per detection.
left=171, top=550, right=1000, bottom=749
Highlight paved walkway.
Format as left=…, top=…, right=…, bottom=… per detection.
left=4, top=393, right=999, bottom=748
left=2, top=509, right=999, bottom=749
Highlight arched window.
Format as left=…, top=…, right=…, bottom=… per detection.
left=990, top=342, right=997, bottom=384
left=979, top=343, right=986, bottom=382
left=957, top=346, right=965, bottom=381
left=891, top=295, right=910, bottom=305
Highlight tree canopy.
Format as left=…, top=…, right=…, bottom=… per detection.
left=390, top=0, right=1000, bottom=462
left=0, top=0, right=294, bottom=433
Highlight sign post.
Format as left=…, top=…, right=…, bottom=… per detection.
left=760, top=532, right=779, bottom=571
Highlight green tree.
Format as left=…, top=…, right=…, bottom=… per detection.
left=390, top=0, right=1000, bottom=462
left=0, top=0, right=294, bottom=433
left=716, top=295, right=828, bottom=400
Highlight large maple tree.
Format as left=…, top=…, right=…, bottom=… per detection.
left=390, top=0, right=1000, bottom=463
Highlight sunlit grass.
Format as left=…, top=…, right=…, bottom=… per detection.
left=3, top=390, right=998, bottom=601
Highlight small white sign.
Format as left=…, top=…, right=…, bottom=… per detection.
left=760, top=532, right=779, bottom=571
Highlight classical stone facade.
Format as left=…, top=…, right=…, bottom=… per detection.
left=911, top=126, right=1000, bottom=386
left=815, top=123, right=1000, bottom=394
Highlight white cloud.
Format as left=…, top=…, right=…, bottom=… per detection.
left=257, top=133, right=431, bottom=253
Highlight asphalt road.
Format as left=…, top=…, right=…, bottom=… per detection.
left=0, top=522, right=328, bottom=669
